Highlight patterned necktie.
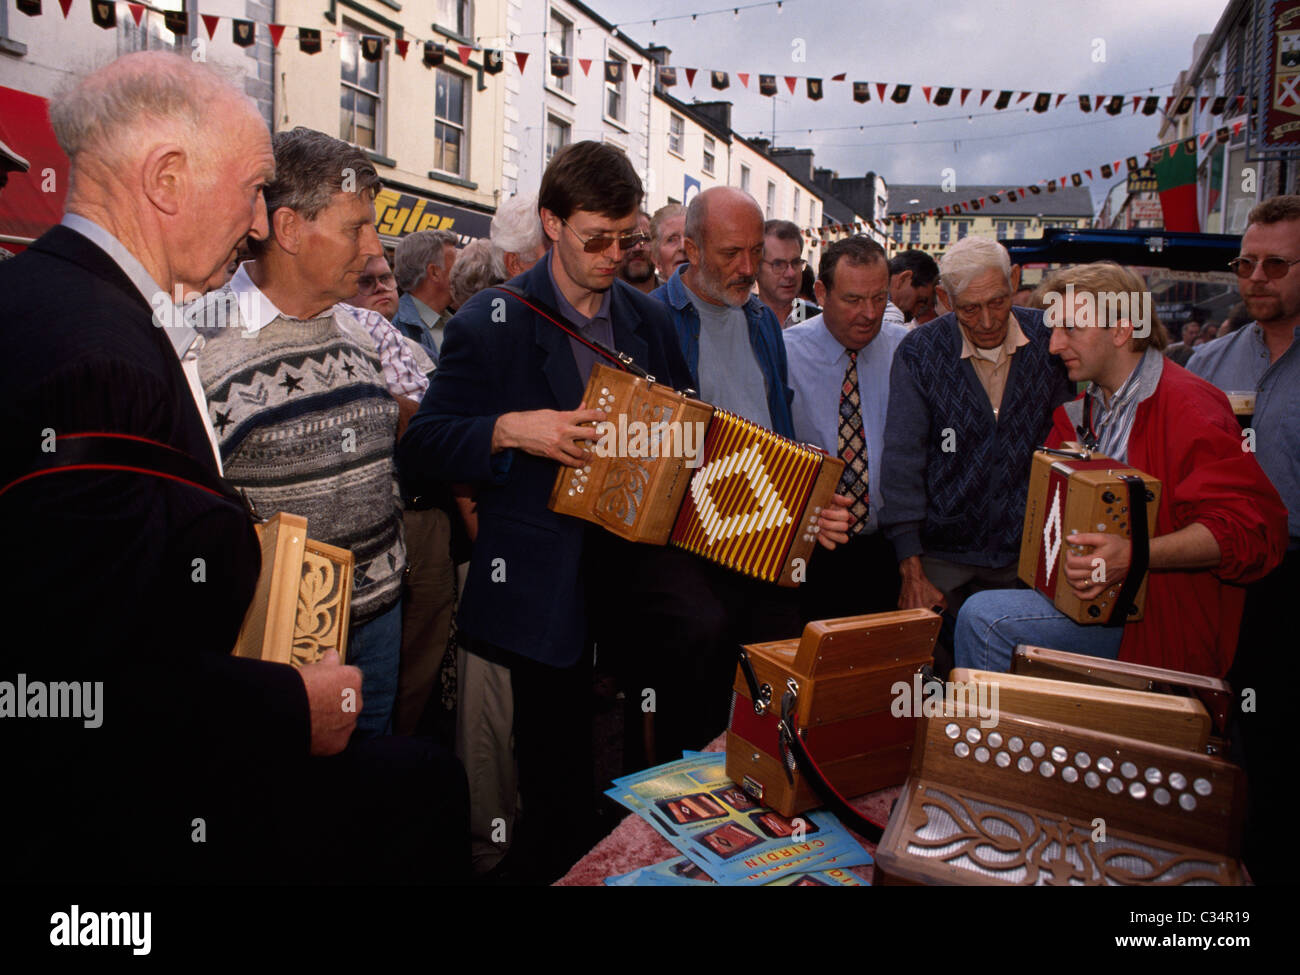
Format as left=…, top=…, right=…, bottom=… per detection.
left=837, top=349, right=869, bottom=534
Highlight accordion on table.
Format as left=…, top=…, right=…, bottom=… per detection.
left=725, top=610, right=941, bottom=817
left=549, top=363, right=844, bottom=587
left=1018, top=445, right=1161, bottom=624
left=874, top=710, right=1247, bottom=885
left=233, top=512, right=354, bottom=667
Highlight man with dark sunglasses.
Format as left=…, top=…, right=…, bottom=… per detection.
left=348, top=254, right=400, bottom=321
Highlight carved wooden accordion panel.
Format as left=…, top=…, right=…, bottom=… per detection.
left=551, top=363, right=843, bottom=586
left=233, top=512, right=353, bottom=668
left=1018, top=447, right=1161, bottom=624
left=875, top=713, right=1245, bottom=885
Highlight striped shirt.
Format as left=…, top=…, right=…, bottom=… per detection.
left=1085, top=347, right=1163, bottom=464
left=338, top=302, right=430, bottom=400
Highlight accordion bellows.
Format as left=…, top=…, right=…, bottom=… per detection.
left=550, top=363, right=844, bottom=586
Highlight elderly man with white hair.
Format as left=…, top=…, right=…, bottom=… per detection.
left=392, top=228, right=460, bottom=363
left=879, top=236, right=1072, bottom=647
left=489, top=192, right=548, bottom=277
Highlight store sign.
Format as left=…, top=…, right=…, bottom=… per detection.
left=1127, top=167, right=1158, bottom=193
left=1266, top=0, right=1300, bottom=147
left=373, top=186, right=491, bottom=243
left=1131, top=200, right=1165, bottom=224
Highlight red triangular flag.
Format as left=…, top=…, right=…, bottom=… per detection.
left=1095, top=95, right=1105, bottom=112
left=1059, top=176, right=1067, bottom=187
left=1232, top=121, right=1243, bottom=136
left=579, top=58, right=591, bottom=76
left=960, top=88, right=971, bottom=104
left=1085, top=169, right=1093, bottom=180
left=1016, top=91, right=1030, bottom=104
left=1164, top=96, right=1175, bottom=114
left=1200, top=132, right=1211, bottom=147
left=516, top=51, right=530, bottom=72
left=685, top=67, right=697, bottom=87
left=201, top=13, right=219, bottom=38
left=1234, top=95, right=1246, bottom=113
left=396, top=38, right=409, bottom=59
left=1168, top=144, right=1178, bottom=158
left=877, top=83, right=887, bottom=101
left=1200, top=96, right=1208, bottom=112
left=58, top=0, right=71, bottom=17
left=831, top=72, right=845, bottom=82
left=979, top=89, right=991, bottom=105
left=630, top=62, right=640, bottom=80
left=738, top=72, right=749, bottom=88
left=1133, top=96, right=1141, bottom=113
left=268, top=24, right=285, bottom=47
left=923, top=86, right=932, bottom=103
left=785, top=76, right=797, bottom=94
left=128, top=3, right=144, bottom=25
left=1055, top=93, right=1066, bottom=107
left=455, top=45, right=470, bottom=64
left=979, top=197, right=986, bottom=207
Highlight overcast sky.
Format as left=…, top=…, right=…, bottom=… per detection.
left=588, top=0, right=1231, bottom=214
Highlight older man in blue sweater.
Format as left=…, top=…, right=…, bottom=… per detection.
left=880, top=237, right=1072, bottom=624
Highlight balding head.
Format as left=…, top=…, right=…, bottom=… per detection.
left=682, top=187, right=766, bottom=307
left=49, top=52, right=273, bottom=296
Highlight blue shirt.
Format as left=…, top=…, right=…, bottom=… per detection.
left=1188, top=322, right=1300, bottom=543
left=689, top=291, right=770, bottom=426
left=784, top=314, right=907, bottom=534
left=546, top=250, right=614, bottom=384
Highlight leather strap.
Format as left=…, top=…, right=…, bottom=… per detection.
left=1106, top=473, right=1151, bottom=626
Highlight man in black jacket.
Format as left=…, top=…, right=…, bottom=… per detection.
left=0, top=52, right=464, bottom=883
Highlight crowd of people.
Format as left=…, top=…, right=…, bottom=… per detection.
left=2, top=52, right=1295, bottom=886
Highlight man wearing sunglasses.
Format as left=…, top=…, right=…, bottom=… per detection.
left=1189, top=195, right=1300, bottom=884
left=347, top=254, right=400, bottom=321
left=398, top=141, right=692, bottom=881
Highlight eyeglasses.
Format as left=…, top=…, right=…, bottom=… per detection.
left=356, top=271, right=396, bottom=295
left=561, top=218, right=650, bottom=254
left=762, top=258, right=805, bottom=274
left=1228, top=256, right=1300, bottom=279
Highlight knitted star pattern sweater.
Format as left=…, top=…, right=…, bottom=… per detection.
left=193, top=294, right=405, bottom=625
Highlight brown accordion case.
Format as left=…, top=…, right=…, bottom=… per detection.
left=233, top=512, right=354, bottom=668
left=1018, top=447, right=1161, bottom=624
left=726, top=610, right=940, bottom=818
left=874, top=712, right=1246, bottom=885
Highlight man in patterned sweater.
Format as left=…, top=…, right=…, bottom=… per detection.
left=192, top=128, right=422, bottom=738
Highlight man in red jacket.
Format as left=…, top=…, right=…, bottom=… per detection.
left=955, top=262, right=1287, bottom=678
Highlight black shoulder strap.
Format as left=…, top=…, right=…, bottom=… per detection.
left=492, top=284, right=655, bottom=382
left=1106, top=473, right=1151, bottom=626
left=0, top=432, right=253, bottom=517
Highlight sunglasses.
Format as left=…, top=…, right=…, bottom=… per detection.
left=356, top=271, right=396, bottom=294
left=562, top=218, right=650, bottom=254
left=1228, top=256, right=1300, bottom=279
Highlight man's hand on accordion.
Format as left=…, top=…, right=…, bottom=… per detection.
left=491, top=406, right=609, bottom=467
left=1064, top=532, right=1131, bottom=601
left=812, top=493, right=854, bottom=550
left=299, top=649, right=363, bottom=756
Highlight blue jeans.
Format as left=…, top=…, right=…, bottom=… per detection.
left=954, top=589, right=1124, bottom=674
left=347, top=598, right=403, bottom=740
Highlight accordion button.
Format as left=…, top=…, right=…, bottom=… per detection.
left=568, top=490, right=575, bottom=496
left=954, top=742, right=970, bottom=758
left=1051, top=745, right=1067, bottom=763
left=601, top=388, right=609, bottom=395
left=1008, top=737, right=1024, bottom=753
left=1085, top=771, right=1101, bottom=789
left=1039, top=761, right=1056, bottom=778
left=1061, top=766, right=1079, bottom=784
left=1121, top=761, right=1138, bottom=779
left=584, top=465, right=592, bottom=473
left=974, top=746, right=990, bottom=763
left=1169, top=772, right=1187, bottom=790
left=1029, top=741, right=1045, bottom=758
left=1153, top=788, right=1171, bottom=805
left=1193, top=777, right=1212, bottom=796
left=1129, top=782, right=1147, bottom=800
left=1107, top=777, right=1124, bottom=794
left=1075, top=751, right=1091, bottom=769
left=987, top=733, right=1003, bottom=748
left=1017, top=757, right=1034, bottom=773
left=577, top=486, right=584, bottom=493
left=965, top=727, right=981, bottom=744
left=995, top=751, right=1011, bottom=768
left=945, top=723, right=961, bottom=739
left=1097, top=756, right=1115, bottom=774
left=1180, top=793, right=1197, bottom=811
left=1145, top=767, right=1162, bottom=785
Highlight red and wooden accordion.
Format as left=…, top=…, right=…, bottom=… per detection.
left=549, top=363, right=844, bottom=586
left=725, top=610, right=941, bottom=817
left=1018, top=446, right=1161, bottom=624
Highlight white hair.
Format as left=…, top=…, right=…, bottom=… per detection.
left=449, top=238, right=507, bottom=308
left=938, top=236, right=1012, bottom=299
left=394, top=229, right=459, bottom=291
left=490, top=193, right=544, bottom=256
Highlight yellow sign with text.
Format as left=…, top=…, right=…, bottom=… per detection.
left=374, top=188, right=457, bottom=238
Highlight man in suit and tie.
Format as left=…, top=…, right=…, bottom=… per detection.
left=398, top=141, right=693, bottom=880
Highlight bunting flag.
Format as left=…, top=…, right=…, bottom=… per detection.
left=853, top=81, right=870, bottom=103
left=934, top=86, right=953, bottom=106
left=1216, top=125, right=1230, bottom=144
left=1126, top=155, right=1140, bottom=173
left=631, top=62, right=641, bottom=80
left=15, top=0, right=39, bottom=16
left=1105, top=94, right=1124, bottom=115
left=877, top=83, right=888, bottom=101
left=785, top=75, right=798, bottom=94
left=960, top=87, right=971, bottom=104
left=1005, top=190, right=1017, bottom=202
left=579, top=58, right=592, bottom=76
left=427, top=42, right=446, bottom=68
left=994, top=90, right=1011, bottom=109
left=163, top=10, right=187, bottom=36
left=298, top=26, right=321, bottom=54
left=892, top=83, right=911, bottom=103
left=548, top=53, right=567, bottom=77
left=1071, top=173, right=1083, bottom=187
left=1100, top=163, right=1113, bottom=179
left=712, top=70, right=729, bottom=90
left=1141, top=95, right=1158, bottom=116
left=482, top=49, right=502, bottom=73
left=57, top=0, right=70, bottom=17
left=231, top=18, right=254, bottom=46
left=1199, top=132, right=1211, bottom=147
left=1016, top=91, right=1031, bottom=104
left=1032, top=92, right=1050, bottom=113
left=1175, top=95, right=1193, bottom=115
left=515, top=51, right=529, bottom=72
left=1199, top=96, right=1209, bottom=113
left=1132, top=96, right=1142, bottom=113
left=659, top=65, right=677, bottom=87
left=807, top=77, right=823, bottom=100
left=1029, top=184, right=1042, bottom=195
left=832, top=73, right=846, bottom=81
left=759, top=74, right=776, bottom=96
left=923, top=86, right=932, bottom=103
left=737, top=72, right=748, bottom=87
left=361, top=36, right=383, bottom=61
left=1210, top=95, right=1227, bottom=115
left=91, top=0, right=115, bottom=28
left=395, top=38, right=410, bottom=60
left=605, top=59, right=623, bottom=84
left=457, top=45, right=473, bottom=65
left=267, top=23, right=285, bottom=47
left=201, top=12, right=219, bottom=38
left=1078, top=94, right=1091, bottom=112
left=685, top=67, right=697, bottom=87
left=980, top=89, right=991, bottom=105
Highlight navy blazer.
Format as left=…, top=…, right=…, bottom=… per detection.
left=397, top=254, right=691, bottom=667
